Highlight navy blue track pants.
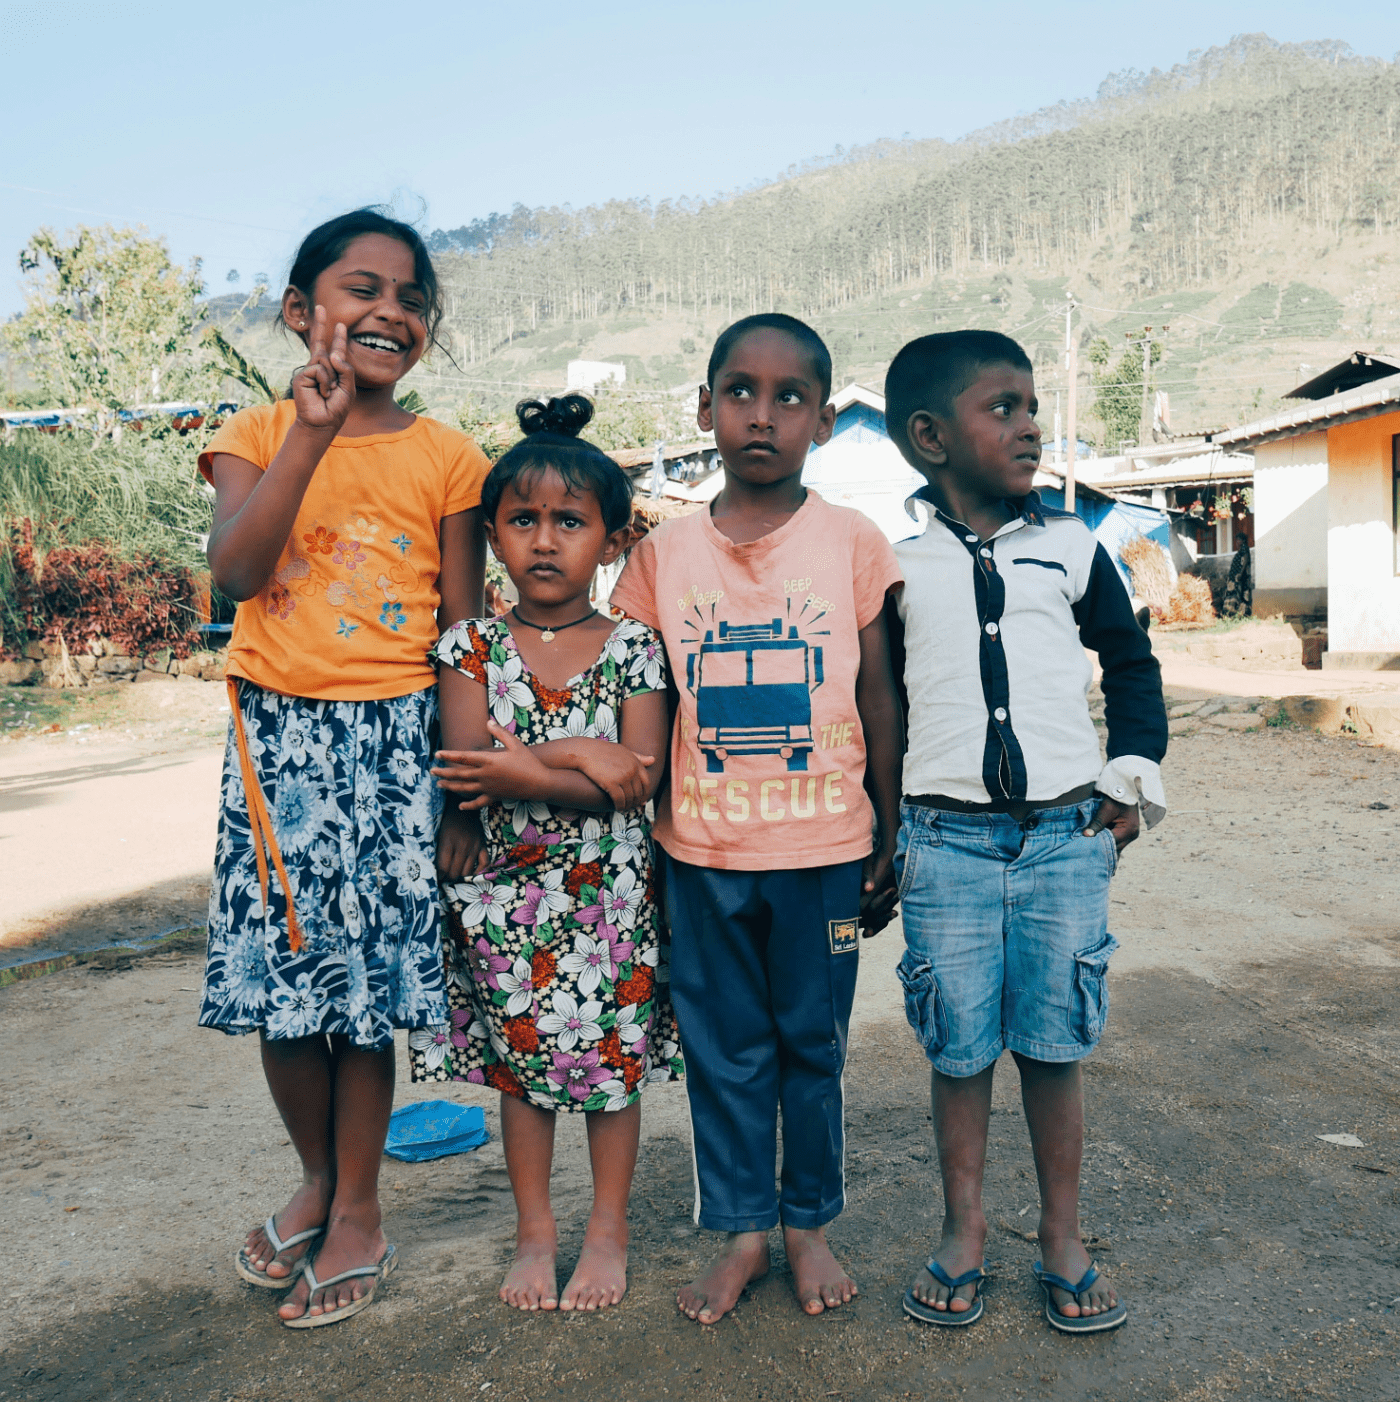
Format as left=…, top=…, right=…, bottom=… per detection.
left=663, top=855, right=863, bottom=1233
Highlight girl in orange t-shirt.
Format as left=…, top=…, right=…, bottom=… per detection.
left=201, top=210, right=487, bottom=1329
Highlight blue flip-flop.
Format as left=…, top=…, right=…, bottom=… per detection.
left=902, top=1259, right=988, bottom=1326
left=1032, top=1261, right=1127, bottom=1333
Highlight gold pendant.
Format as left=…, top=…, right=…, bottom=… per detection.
left=540, top=629, right=556, bottom=643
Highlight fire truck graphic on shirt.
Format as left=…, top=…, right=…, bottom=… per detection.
left=685, top=618, right=825, bottom=773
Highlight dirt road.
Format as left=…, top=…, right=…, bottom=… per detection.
left=1, top=698, right=1398, bottom=1401
left=0, top=682, right=227, bottom=955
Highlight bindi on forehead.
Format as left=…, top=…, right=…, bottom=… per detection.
left=341, top=269, right=417, bottom=287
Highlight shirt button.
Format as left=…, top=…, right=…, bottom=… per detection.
left=994, top=707, right=1007, bottom=722
left=985, top=621, right=999, bottom=636
left=979, top=548, right=992, bottom=558
left=965, top=534, right=978, bottom=544
left=1114, top=786, right=1125, bottom=797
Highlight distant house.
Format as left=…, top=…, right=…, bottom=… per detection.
left=610, top=439, right=720, bottom=492
left=1216, top=356, right=1400, bottom=669
left=567, top=360, right=626, bottom=392
left=597, top=441, right=721, bottom=604
left=805, top=384, right=1171, bottom=594
left=1078, top=447, right=1254, bottom=578
left=801, top=384, right=925, bottom=542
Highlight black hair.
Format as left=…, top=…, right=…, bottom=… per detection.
left=884, top=330, right=1034, bottom=462
left=276, top=207, right=445, bottom=345
left=482, top=396, right=635, bottom=534
left=706, top=313, right=833, bottom=404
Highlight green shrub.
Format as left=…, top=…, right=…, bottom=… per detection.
left=0, top=425, right=212, bottom=656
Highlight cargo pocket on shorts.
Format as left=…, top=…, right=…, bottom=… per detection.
left=1072, top=932, right=1120, bottom=1043
left=897, top=952, right=947, bottom=1056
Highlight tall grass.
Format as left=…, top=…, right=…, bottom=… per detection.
left=0, top=427, right=213, bottom=652
left=0, top=429, right=212, bottom=562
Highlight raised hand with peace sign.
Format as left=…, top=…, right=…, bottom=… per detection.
left=291, top=304, right=355, bottom=435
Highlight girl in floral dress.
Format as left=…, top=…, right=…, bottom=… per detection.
left=412, top=396, right=679, bottom=1314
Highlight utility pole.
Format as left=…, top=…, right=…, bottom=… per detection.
left=1137, top=327, right=1154, bottom=446
left=1064, top=294, right=1078, bottom=512
left=1123, top=325, right=1167, bottom=446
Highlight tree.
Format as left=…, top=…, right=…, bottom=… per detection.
left=1088, top=331, right=1160, bottom=452
left=4, top=225, right=220, bottom=421
left=453, top=397, right=510, bottom=461
left=586, top=384, right=675, bottom=452
left=226, top=269, right=240, bottom=285
left=203, top=326, right=279, bottom=404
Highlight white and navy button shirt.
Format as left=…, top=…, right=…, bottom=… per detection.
left=891, top=489, right=1167, bottom=824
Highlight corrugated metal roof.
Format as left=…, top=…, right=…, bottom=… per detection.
left=1285, top=351, right=1399, bottom=400
left=1084, top=460, right=1252, bottom=489
left=1216, top=371, right=1400, bottom=448
left=609, top=440, right=713, bottom=470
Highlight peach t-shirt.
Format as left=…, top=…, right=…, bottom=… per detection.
left=199, top=401, right=489, bottom=701
left=610, top=491, right=902, bottom=870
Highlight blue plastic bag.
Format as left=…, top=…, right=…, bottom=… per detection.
left=384, top=1101, right=490, bottom=1162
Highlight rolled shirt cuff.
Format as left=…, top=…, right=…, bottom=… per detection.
left=1095, top=755, right=1167, bottom=828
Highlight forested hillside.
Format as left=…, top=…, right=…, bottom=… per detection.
left=225, top=34, right=1400, bottom=441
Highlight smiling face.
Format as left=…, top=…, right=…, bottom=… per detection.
left=908, top=362, right=1042, bottom=501
left=283, top=233, right=429, bottom=390
left=486, top=467, right=630, bottom=613
left=697, top=328, right=834, bottom=487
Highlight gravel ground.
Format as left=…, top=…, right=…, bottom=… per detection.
left=0, top=706, right=1397, bottom=1401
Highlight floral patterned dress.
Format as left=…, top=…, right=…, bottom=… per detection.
left=408, top=613, right=683, bottom=1112
left=200, top=683, right=446, bottom=1050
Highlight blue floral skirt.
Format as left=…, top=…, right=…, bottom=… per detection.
left=199, top=680, right=447, bottom=1050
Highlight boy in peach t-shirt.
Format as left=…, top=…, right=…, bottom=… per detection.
left=610, top=314, right=903, bottom=1325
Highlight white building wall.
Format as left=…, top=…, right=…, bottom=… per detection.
left=802, top=436, right=925, bottom=543
left=1326, top=414, right=1400, bottom=661
left=1253, top=431, right=1328, bottom=615
left=566, top=360, right=626, bottom=391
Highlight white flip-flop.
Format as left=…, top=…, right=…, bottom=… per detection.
left=234, top=1216, right=325, bottom=1289
left=282, top=1244, right=398, bottom=1329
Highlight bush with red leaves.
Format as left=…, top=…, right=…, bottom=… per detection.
left=2, top=519, right=202, bottom=659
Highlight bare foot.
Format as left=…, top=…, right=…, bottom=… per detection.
left=278, top=1203, right=386, bottom=1321
left=677, top=1231, right=770, bottom=1325
left=561, top=1211, right=628, bottom=1312
left=908, top=1214, right=986, bottom=1316
left=783, top=1225, right=857, bottom=1315
left=500, top=1220, right=559, bottom=1312
left=1039, top=1223, right=1117, bottom=1317
left=242, top=1178, right=332, bottom=1283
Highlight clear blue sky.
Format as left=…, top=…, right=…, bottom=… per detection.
left=3, top=0, right=1400, bottom=319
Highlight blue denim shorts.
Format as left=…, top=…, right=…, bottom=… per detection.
left=894, top=798, right=1119, bottom=1077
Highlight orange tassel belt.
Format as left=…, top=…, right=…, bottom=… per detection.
left=226, top=677, right=305, bottom=954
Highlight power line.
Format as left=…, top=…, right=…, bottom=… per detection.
left=245, top=351, right=698, bottom=398
left=0, top=182, right=295, bottom=239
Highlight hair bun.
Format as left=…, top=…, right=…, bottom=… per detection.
left=515, top=394, right=594, bottom=438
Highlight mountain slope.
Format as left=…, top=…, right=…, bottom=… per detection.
left=224, top=35, right=1400, bottom=439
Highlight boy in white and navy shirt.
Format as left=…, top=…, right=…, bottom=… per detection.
left=883, top=331, right=1166, bottom=1336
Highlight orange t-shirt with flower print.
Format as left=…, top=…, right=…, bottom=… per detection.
left=199, top=400, right=489, bottom=701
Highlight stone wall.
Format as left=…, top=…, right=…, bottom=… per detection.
left=0, top=638, right=228, bottom=688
